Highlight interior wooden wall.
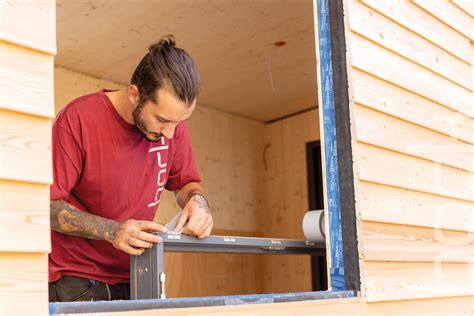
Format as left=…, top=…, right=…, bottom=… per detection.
left=0, top=0, right=56, bottom=315
left=345, top=0, right=474, bottom=303
left=260, top=109, right=320, bottom=293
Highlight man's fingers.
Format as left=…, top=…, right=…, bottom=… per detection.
left=183, top=214, right=204, bottom=236
left=198, top=224, right=213, bottom=239
left=128, top=237, right=153, bottom=248
left=136, top=220, right=167, bottom=233
left=136, top=231, right=163, bottom=244
left=174, top=213, right=189, bottom=231
left=122, top=244, right=145, bottom=256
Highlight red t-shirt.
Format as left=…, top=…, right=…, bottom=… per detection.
left=49, top=89, right=201, bottom=284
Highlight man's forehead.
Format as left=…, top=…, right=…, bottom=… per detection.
left=151, top=88, right=195, bottom=121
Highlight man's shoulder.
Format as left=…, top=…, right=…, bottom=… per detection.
left=54, top=90, right=106, bottom=127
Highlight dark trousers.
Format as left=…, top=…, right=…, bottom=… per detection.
left=49, top=275, right=130, bottom=302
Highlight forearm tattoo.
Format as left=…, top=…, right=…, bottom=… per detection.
left=189, top=193, right=210, bottom=212
left=50, top=200, right=118, bottom=242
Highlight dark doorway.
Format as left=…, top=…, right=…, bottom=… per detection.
left=306, top=141, right=328, bottom=291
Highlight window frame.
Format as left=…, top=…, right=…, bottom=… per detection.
left=48, top=0, right=360, bottom=313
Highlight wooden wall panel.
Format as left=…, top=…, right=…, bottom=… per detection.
left=354, top=104, right=473, bottom=172
left=359, top=181, right=474, bottom=233
left=347, top=1, right=472, bottom=90
left=0, top=253, right=48, bottom=315
left=351, top=69, right=474, bottom=144
left=0, top=109, right=52, bottom=184
left=0, top=0, right=56, bottom=54
left=452, top=0, right=474, bottom=17
left=356, top=142, right=473, bottom=202
left=260, top=109, right=320, bottom=293
left=361, top=221, right=474, bottom=263
left=346, top=0, right=474, bottom=304
left=413, top=0, right=474, bottom=40
left=363, top=261, right=474, bottom=302
left=350, top=33, right=473, bottom=118
left=361, top=0, right=472, bottom=64
left=164, top=230, right=264, bottom=298
left=0, top=42, right=55, bottom=118
left=0, top=180, right=50, bottom=252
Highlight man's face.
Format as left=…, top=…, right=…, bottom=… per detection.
left=132, top=86, right=195, bottom=142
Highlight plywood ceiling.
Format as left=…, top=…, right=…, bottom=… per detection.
left=56, top=0, right=318, bottom=122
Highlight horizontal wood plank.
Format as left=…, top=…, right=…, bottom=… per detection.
left=55, top=296, right=474, bottom=315
left=354, top=104, right=474, bottom=172
left=355, top=142, right=474, bottom=202
left=452, top=0, right=474, bottom=17
left=361, top=220, right=474, bottom=263
left=361, top=0, right=472, bottom=64
left=413, top=0, right=474, bottom=40
left=0, top=180, right=50, bottom=252
left=347, top=1, right=472, bottom=90
left=0, top=109, right=53, bottom=184
left=364, top=261, right=474, bottom=302
left=0, top=0, right=56, bottom=54
left=351, top=69, right=474, bottom=144
left=0, top=253, right=48, bottom=315
left=349, top=32, right=473, bottom=118
left=359, top=181, right=474, bottom=232
left=0, top=42, right=55, bottom=118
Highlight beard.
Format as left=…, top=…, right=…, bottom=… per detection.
left=132, top=100, right=163, bottom=142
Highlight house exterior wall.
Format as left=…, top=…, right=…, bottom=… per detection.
left=345, top=0, right=473, bottom=304
left=0, top=0, right=56, bottom=315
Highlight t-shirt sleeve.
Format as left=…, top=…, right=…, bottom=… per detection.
left=165, top=122, right=201, bottom=191
left=50, top=121, right=84, bottom=201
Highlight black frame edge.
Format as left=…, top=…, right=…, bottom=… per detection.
left=327, top=0, right=361, bottom=292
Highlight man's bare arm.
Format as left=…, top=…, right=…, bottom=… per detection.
left=50, top=200, right=167, bottom=255
left=50, top=200, right=118, bottom=241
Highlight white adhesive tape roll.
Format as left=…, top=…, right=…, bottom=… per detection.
left=303, top=210, right=326, bottom=242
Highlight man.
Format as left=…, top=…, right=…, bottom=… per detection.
left=49, top=35, right=212, bottom=302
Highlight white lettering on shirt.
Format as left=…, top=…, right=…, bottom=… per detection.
left=148, top=137, right=169, bottom=208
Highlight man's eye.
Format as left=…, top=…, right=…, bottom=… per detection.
left=157, top=118, right=168, bottom=123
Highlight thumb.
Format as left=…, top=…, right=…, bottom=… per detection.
left=174, top=211, right=189, bottom=231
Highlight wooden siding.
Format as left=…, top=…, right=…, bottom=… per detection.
left=0, top=0, right=55, bottom=314
left=346, top=0, right=474, bottom=303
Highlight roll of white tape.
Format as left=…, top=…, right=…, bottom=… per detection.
left=302, top=210, right=326, bottom=242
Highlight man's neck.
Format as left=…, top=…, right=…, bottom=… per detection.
left=106, top=89, right=135, bottom=124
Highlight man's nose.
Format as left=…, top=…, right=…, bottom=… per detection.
left=162, top=124, right=176, bottom=139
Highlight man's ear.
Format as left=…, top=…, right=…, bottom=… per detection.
left=128, top=85, right=139, bottom=105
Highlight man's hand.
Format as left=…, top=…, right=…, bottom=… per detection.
left=107, top=220, right=168, bottom=256
left=174, top=193, right=213, bottom=239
